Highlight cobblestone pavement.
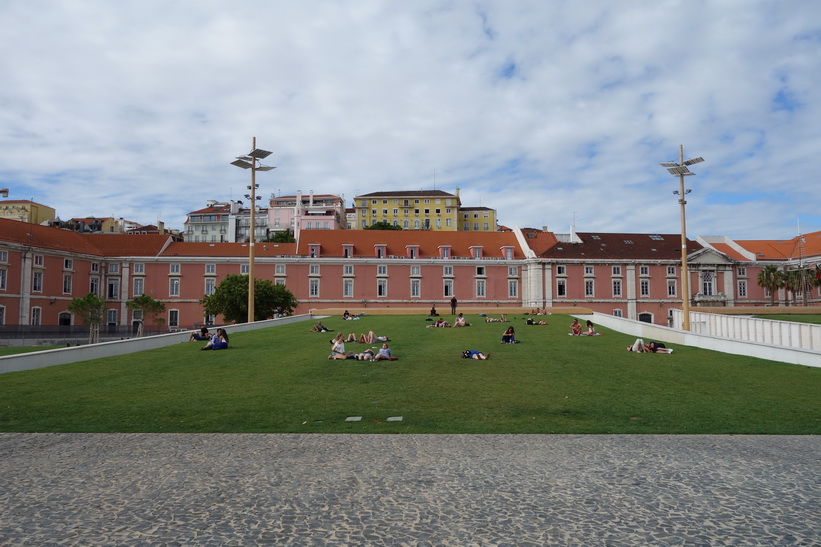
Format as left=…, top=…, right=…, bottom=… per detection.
left=1, top=434, right=819, bottom=546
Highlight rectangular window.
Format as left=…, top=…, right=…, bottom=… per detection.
left=613, top=279, right=622, bottom=298
left=240, top=264, right=250, bottom=275
left=508, top=266, right=518, bottom=276
left=90, top=262, right=99, bottom=273
left=31, top=307, right=41, bottom=326
left=667, top=266, right=676, bottom=276
left=702, top=271, right=714, bottom=296
left=737, top=267, right=747, bottom=277
left=508, top=280, right=518, bottom=298
left=476, top=279, right=486, bottom=298
left=169, top=278, right=180, bottom=297
left=556, top=265, right=566, bottom=276
left=107, top=278, right=119, bottom=299
left=170, top=263, right=181, bottom=274
left=640, top=265, right=650, bottom=276
left=377, top=279, right=387, bottom=297
left=343, top=279, right=353, bottom=297
left=411, top=265, right=420, bottom=276
left=738, top=280, right=747, bottom=298
left=133, top=263, right=144, bottom=274
left=444, top=279, right=453, bottom=297
left=613, top=309, right=623, bottom=318
left=109, top=263, right=120, bottom=274
left=444, top=266, right=453, bottom=276
left=667, top=279, right=677, bottom=297
left=584, top=279, right=594, bottom=297
left=344, top=264, right=354, bottom=275
left=377, top=265, right=387, bottom=276
left=34, top=255, right=44, bottom=266
left=309, top=278, right=319, bottom=297
left=640, top=279, right=650, bottom=297
left=0, top=269, right=5, bottom=291
left=557, top=279, right=566, bottom=297
left=612, top=266, right=621, bottom=275
left=133, top=277, right=144, bottom=296
left=309, top=264, right=320, bottom=275
left=64, top=259, right=73, bottom=270
left=275, top=264, right=286, bottom=275
left=107, top=309, right=118, bottom=325
left=169, top=310, right=179, bottom=327
left=411, top=279, right=420, bottom=298
left=63, top=274, right=72, bottom=294
left=205, top=264, right=216, bottom=274
left=0, top=251, right=6, bottom=263
left=584, top=265, right=594, bottom=276
left=205, top=278, right=216, bottom=296
left=32, top=271, right=43, bottom=292
left=476, top=266, right=485, bottom=276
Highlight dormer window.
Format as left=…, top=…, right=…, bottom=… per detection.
left=406, top=245, right=420, bottom=259
left=501, top=246, right=514, bottom=260
left=309, top=245, right=320, bottom=258
left=342, top=244, right=353, bottom=258
left=375, top=244, right=386, bottom=258
left=439, top=246, right=451, bottom=259
left=470, top=246, right=483, bottom=259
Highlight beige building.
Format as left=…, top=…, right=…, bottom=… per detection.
left=353, top=189, right=497, bottom=231
left=0, top=200, right=56, bottom=225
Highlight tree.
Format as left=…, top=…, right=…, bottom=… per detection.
left=68, top=293, right=107, bottom=344
left=201, top=274, right=298, bottom=323
left=757, top=264, right=783, bottom=306
left=126, top=294, right=166, bottom=337
left=363, top=220, right=402, bottom=230
left=265, top=230, right=296, bottom=243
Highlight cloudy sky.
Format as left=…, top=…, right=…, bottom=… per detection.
left=1, top=0, right=819, bottom=240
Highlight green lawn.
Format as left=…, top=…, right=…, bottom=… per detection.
left=1, top=314, right=818, bottom=434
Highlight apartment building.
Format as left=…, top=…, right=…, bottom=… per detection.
left=353, top=190, right=465, bottom=231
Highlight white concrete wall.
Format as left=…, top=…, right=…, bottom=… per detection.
left=579, top=312, right=821, bottom=368
left=671, top=310, right=821, bottom=352
left=0, top=315, right=314, bottom=375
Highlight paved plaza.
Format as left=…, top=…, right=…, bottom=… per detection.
left=1, top=434, right=819, bottom=545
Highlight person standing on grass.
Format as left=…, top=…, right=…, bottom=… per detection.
left=450, top=296, right=457, bottom=315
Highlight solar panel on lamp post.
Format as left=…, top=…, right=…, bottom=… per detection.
left=231, top=138, right=275, bottom=323
left=660, top=145, right=704, bottom=331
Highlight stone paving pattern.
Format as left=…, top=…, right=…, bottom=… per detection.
left=1, top=434, right=819, bottom=545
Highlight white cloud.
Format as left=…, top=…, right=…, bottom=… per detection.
left=1, top=0, right=819, bottom=239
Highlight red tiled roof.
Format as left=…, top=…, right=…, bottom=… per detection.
left=296, top=229, right=523, bottom=258
left=736, top=230, right=821, bottom=261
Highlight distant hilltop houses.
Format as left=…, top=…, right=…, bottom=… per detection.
left=1, top=190, right=820, bottom=332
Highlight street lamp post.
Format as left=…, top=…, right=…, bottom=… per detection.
left=660, top=145, right=704, bottom=331
left=231, top=137, right=275, bottom=323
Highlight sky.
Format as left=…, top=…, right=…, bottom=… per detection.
left=1, top=0, right=820, bottom=241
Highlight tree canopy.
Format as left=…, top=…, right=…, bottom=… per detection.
left=126, top=294, right=167, bottom=336
left=363, top=220, right=402, bottom=230
left=68, top=293, right=107, bottom=344
left=200, top=274, right=298, bottom=323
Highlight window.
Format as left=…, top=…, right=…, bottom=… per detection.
left=613, top=309, right=623, bottom=318
left=0, top=306, right=4, bottom=325
left=63, top=274, right=72, bottom=294
left=205, top=264, right=216, bottom=275
left=441, top=247, right=450, bottom=258
left=133, top=277, right=144, bottom=296
left=446, top=218, right=451, bottom=227
left=557, top=265, right=566, bottom=276
left=107, top=309, right=118, bottom=326
left=473, top=223, right=479, bottom=231
left=737, top=266, right=747, bottom=277
left=240, top=264, right=249, bottom=275
left=667, top=279, right=677, bottom=297
left=476, top=279, right=486, bottom=298
left=109, top=263, right=119, bottom=274
left=275, top=264, right=286, bottom=275
left=613, top=279, right=622, bottom=298
left=275, top=279, right=286, bottom=286
left=584, top=266, right=594, bottom=276
left=377, top=279, right=387, bottom=297
left=738, top=280, right=747, bottom=298
left=702, top=271, right=714, bottom=295
left=169, top=310, right=179, bottom=328
left=0, top=269, right=6, bottom=291
left=34, top=255, right=44, bottom=266
left=133, top=263, right=144, bottom=274
left=31, top=307, right=41, bottom=326
left=309, top=278, right=319, bottom=297
left=444, top=279, right=453, bottom=297
left=309, top=264, right=320, bottom=275
left=483, top=222, right=489, bottom=230
left=169, top=278, right=180, bottom=297
left=667, top=266, right=676, bottom=276
left=0, top=251, right=6, bottom=263
left=584, top=280, right=594, bottom=297
left=508, top=280, right=518, bottom=298
left=476, top=266, right=485, bottom=276
left=205, top=278, right=216, bottom=296
left=557, top=279, right=566, bottom=297
left=32, top=271, right=43, bottom=292
left=91, top=262, right=99, bottom=273
left=106, top=278, right=119, bottom=299
left=377, top=265, right=387, bottom=276
left=411, top=265, right=420, bottom=276
left=64, top=259, right=73, bottom=270
left=640, top=279, right=650, bottom=297
left=612, top=266, right=621, bottom=276
left=343, top=279, right=353, bottom=297
left=504, top=248, right=513, bottom=259
left=508, top=266, right=518, bottom=276
left=344, top=265, right=354, bottom=275
left=443, top=266, right=453, bottom=276
left=640, top=265, right=650, bottom=276
left=411, top=279, right=420, bottom=298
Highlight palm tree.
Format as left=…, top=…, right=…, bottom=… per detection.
left=756, top=264, right=783, bottom=306
left=782, top=269, right=804, bottom=306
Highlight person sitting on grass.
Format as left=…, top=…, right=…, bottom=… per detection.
left=454, top=313, right=470, bottom=327
left=626, top=338, right=673, bottom=354
left=501, top=326, right=519, bottom=344
left=202, top=328, right=229, bottom=350
left=462, top=349, right=490, bottom=360
left=583, top=320, right=599, bottom=336
left=372, top=343, right=398, bottom=361
left=329, top=333, right=355, bottom=360
left=569, top=319, right=583, bottom=335
left=188, top=326, right=209, bottom=341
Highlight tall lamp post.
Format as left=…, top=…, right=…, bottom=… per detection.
left=231, top=138, right=275, bottom=323
left=660, top=145, right=704, bottom=331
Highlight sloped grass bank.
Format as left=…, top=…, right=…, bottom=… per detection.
left=1, top=315, right=818, bottom=434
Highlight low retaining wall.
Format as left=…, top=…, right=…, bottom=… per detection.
left=674, top=310, right=821, bottom=352
left=0, top=315, right=314, bottom=375
left=580, top=312, right=821, bottom=368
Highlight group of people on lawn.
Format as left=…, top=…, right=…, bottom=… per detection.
left=328, top=331, right=396, bottom=361
left=187, top=326, right=230, bottom=350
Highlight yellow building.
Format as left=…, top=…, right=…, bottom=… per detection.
left=353, top=189, right=498, bottom=231
left=0, top=200, right=56, bottom=225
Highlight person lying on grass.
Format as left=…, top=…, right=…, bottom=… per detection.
left=626, top=338, right=673, bottom=353
left=462, top=349, right=490, bottom=360
left=358, top=331, right=390, bottom=343
left=310, top=320, right=332, bottom=333
left=426, top=318, right=450, bottom=328
left=372, top=343, right=398, bottom=361
left=485, top=314, right=507, bottom=323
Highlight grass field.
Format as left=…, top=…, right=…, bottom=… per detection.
left=1, top=314, right=819, bottom=434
